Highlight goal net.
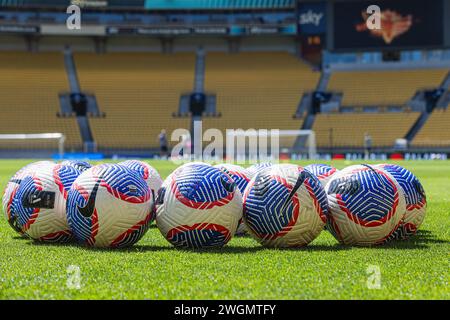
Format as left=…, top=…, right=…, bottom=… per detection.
left=0, top=133, right=66, bottom=158
left=225, top=129, right=317, bottom=163
left=279, top=129, right=317, bottom=159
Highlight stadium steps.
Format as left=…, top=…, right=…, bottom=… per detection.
left=405, top=113, right=431, bottom=142
left=316, top=70, right=331, bottom=92
left=76, top=116, right=94, bottom=148
left=177, top=94, right=191, bottom=115
left=65, top=47, right=103, bottom=119
left=408, top=91, right=428, bottom=112
left=292, top=108, right=318, bottom=153
left=194, top=47, right=206, bottom=93
left=58, top=94, right=74, bottom=115
left=435, top=71, right=450, bottom=108
left=63, top=48, right=95, bottom=148
left=436, top=91, right=450, bottom=109
left=406, top=71, right=450, bottom=142
left=192, top=116, right=202, bottom=159
left=292, top=71, right=331, bottom=151
left=176, top=48, right=217, bottom=120
left=64, top=47, right=81, bottom=93
left=439, top=71, right=450, bottom=90
left=295, top=93, right=312, bottom=117
left=204, top=94, right=217, bottom=115
left=192, top=49, right=219, bottom=118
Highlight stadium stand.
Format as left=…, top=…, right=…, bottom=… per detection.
left=327, top=69, right=449, bottom=107
left=0, top=51, right=82, bottom=151
left=313, top=112, right=421, bottom=148
left=202, top=52, right=319, bottom=147
left=412, top=109, right=450, bottom=147
left=74, top=52, right=195, bottom=150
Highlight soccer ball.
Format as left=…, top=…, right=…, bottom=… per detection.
left=214, top=163, right=250, bottom=235
left=325, top=164, right=406, bottom=246
left=246, top=162, right=273, bottom=179
left=155, top=162, right=242, bottom=249
left=243, top=164, right=328, bottom=247
left=119, top=160, right=163, bottom=197
left=304, top=164, right=339, bottom=187
left=66, top=164, right=153, bottom=248
left=8, top=162, right=81, bottom=242
left=2, top=161, right=55, bottom=236
left=61, top=160, right=92, bottom=172
left=375, top=164, right=426, bottom=240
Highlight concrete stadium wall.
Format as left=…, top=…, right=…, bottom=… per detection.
left=0, top=35, right=27, bottom=51
left=3, top=35, right=297, bottom=54
left=238, top=36, right=297, bottom=53
left=173, top=37, right=229, bottom=53
left=38, top=36, right=96, bottom=52
left=106, top=37, right=162, bottom=52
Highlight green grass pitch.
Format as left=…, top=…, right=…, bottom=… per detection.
left=0, top=159, right=448, bottom=299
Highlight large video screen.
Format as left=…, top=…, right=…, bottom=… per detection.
left=334, top=0, right=443, bottom=50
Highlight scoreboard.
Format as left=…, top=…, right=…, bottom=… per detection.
left=332, top=0, right=444, bottom=51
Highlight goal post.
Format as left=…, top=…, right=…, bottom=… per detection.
left=0, top=133, right=66, bottom=158
left=278, top=129, right=317, bottom=159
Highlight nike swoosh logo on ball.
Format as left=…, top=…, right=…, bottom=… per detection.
left=280, top=170, right=313, bottom=215
left=221, top=176, right=236, bottom=193
left=77, top=180, right=101, bottom=218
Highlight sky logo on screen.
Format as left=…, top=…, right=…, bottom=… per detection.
left=297, top=3, right=327, bottom=34
left=299, top=10, right=323, bottom=27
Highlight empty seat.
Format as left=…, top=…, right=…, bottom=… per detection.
left=313, top=112, right=420, bottom=148
left=412, top=109, right=450, bottom=147
left=328, top=69, right=448, bottom=107
left=74, top=52, right=195, bottom=150
left=203, top=52, right=319, bottom=148
left=0, top=51, right=82, bottom=151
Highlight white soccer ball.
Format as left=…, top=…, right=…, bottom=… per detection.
left=375, top=164, right=426, bottom=240
left=156, top=162, right=243, bottom=248
left=61, top=160, right=92, bottom=172
left=304, top=164, right=339, bottom=187
left=66, top=164, right=153, bottom=248
left=214, top=163, right=251, bottom=235
left=325, top=164, right=406, bottom=246
left=243, top=164, right=328, bottom=247
left=8, top=162, right=81, bottom=242
left=2, top=161, right=55, bottom=236
left=119, top=160, right=163, bottom=197
left=246, top=162, right=273, bottom=179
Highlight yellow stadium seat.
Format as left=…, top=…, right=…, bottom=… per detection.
left=412, top=109, right=450, bottom=147
left=74, top=52, right=195, bottom=150
left=313, top=112, right=420, bottom=148
left=0, top=52, right=82, bottom=151
left=328, top=69, right=448, bottom=107
left=203, top=52, right=319, bottom=148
